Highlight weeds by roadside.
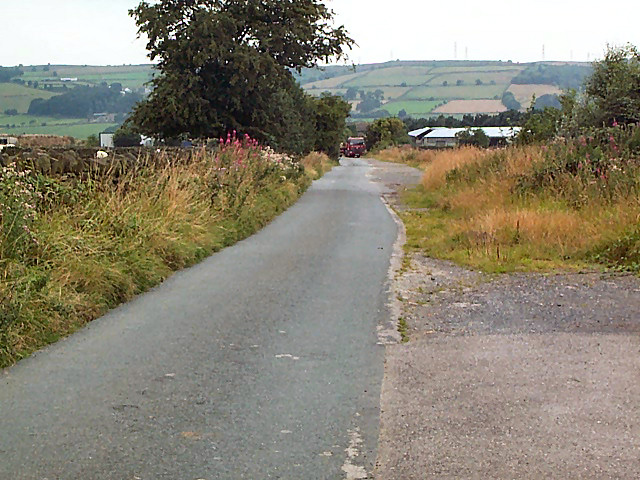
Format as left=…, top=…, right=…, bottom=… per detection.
left=380, top=140, right=640, bottom=275
left=0, top=140, right=333, bottom=368
left=372, top=146, right=436, bottom=169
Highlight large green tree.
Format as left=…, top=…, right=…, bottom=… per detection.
left=128, top=0, right=353, bottom=149
left=582, top=44, right=640, bottom=127
left=365, top=117, right=407, bottom=150
left=314, top=93, right=352, bottom=158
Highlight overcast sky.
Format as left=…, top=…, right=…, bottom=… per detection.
left=2, top=0, right=639, bottom=67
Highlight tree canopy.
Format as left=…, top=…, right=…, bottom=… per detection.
left=127, top=0, right=354, bottom=152
left=0, top=67, right=22, bottom=83
left=582, top=44, right=640, bottom=126
left=28, top=85, right=142, bottom=118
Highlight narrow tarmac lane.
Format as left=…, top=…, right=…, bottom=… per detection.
left=0, top=159, right=396, bottom=480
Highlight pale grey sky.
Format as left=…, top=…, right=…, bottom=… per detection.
left=2, top=0, right=639, bottom=67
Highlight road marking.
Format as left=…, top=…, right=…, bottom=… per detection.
left=275, top=354, right=300, bottom=360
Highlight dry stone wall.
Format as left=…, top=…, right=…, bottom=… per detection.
left=0, top=147, right=194, bottom=176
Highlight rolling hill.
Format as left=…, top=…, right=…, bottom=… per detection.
left=0, top=64, right=153, bottom=138
left=297, top=60, right=592, bottom=119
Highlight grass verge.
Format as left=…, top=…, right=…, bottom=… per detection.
left=378, top=142, right=640, bottom=275
left=0, top=146, right=334, bottom=368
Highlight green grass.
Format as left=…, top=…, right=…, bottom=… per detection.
left=428, top=71, right=520, bottom=85
left=0, top=149, right=328, bottom=368
left=387, top=144, right=640, bottom=275
left=0, top=114, right=81, bottom=127
left=0, top=83, right=58, bottom=113
left=1, top=122, right=118, bottom=138
left=74, top=72, right=154, bottom=89
left=429, top=65, right=525, bottom=74
left=404, top=84, right=508, bottom=100
left=382, top=100, right=441, bottom=115
left=341, top=66, right=435, bottom=87
left=21, top=65, right=156, bottom=89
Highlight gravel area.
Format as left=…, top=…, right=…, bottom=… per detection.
left=368, top=159, right=640, bottom=479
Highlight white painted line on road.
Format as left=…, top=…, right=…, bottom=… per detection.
left=275, top=354, right=300, bottom=360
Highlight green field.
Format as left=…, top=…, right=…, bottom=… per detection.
left=382, top=100, right=441, bottom=116
left=300, top=60, right=542, bottom=118
left=21, top=65, right=155, bottom=89
left=0, top=113, right=117, bottom=139
left=341, top=66, right=434, bottom=87
left=429, top=65, right=524, bottom=74
left=0, top=114, right=81, bottom=127
left=1, top=122, right=117, bottom=138
left=403, top=84, right=508, bottom=100
left=428, top=71, right=519, bottom=85
left=0, top=64, right=157, bottom=139
left=0, top=83, right=57, bottom=113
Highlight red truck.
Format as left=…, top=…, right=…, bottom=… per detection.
left=343, top=137, right=366, bottom=158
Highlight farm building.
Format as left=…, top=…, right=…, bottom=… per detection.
left=99, top=132, right=115, bottom=148
left=0, top=134, right=19, bottom=150
left=409, top=126, right=520, bottom=148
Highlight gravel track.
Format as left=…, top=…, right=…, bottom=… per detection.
left=369, top=159, right=640, bottom=479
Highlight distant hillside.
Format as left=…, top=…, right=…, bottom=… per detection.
left=0, top=65, right=155, bottom=138
left=298, top=60, right=592, bottom=118
left=0, top=64, right=154, bottom=114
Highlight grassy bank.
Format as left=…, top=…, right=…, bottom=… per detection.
left=0, top=142, right=333, bottom=368
left=375, top=139, right=640, bottom=274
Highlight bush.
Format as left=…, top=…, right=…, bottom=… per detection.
left=515, top=123, right=640, bottom=206
left=581, top=44, right=640, bottom=127
left=502, top=91, right=521, bottom=111
left=365, top=117, right=407, bottom=150
left=0, top=164, right=38, bottom=259
left=113, top=126, right=142, bottom=147
left=456, top=128, right=490, bottom=148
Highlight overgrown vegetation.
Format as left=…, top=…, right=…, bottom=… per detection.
left=0, top=141, right=333, bottom=368
left=379, top=44, right=640, bottom=275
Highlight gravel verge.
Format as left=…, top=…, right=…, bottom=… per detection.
left=368, top=158, right=640, bottom=479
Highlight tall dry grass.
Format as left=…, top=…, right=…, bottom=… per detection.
left=421, top=147, right=492, bottom=190
left=300, top=152, right=335, bottom=179
left=0, top=145, right=321, bottom=368
left=373, top=146, right=437, bottom=168
left=399, top=144, right=640, bottom=272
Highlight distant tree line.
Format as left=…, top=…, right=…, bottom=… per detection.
left=0, top=67, right=23, bottom=83
left=28, top=84, right=143, bottom=118
left=512, top=64, right=592, bottom=90
left=502, top=91, right=521, bottom=110
left=401, top=110, right=526, bottom=131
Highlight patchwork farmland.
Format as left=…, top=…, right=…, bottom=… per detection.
left=0, top=61, right=591, bottom=140
left=300, top=60, right=591, bottom=118
left=0, top=64, right=153, bottom=139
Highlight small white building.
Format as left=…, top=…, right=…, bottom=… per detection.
left=99, top=132, right=114, bottom=148
left=0, top=134, right=18, bottom=150
left=409, top=126, right=521, bottom=148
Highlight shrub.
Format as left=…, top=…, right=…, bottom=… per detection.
left=0, top=164, right=39, bottom=259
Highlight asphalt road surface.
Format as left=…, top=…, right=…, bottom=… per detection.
left=0, top=158, right=397, bottom=480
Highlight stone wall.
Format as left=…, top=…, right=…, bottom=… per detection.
left=0, top=147, right=194, bottom=176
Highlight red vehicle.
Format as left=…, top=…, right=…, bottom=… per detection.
left=344, top=137, right=366, bottom=158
